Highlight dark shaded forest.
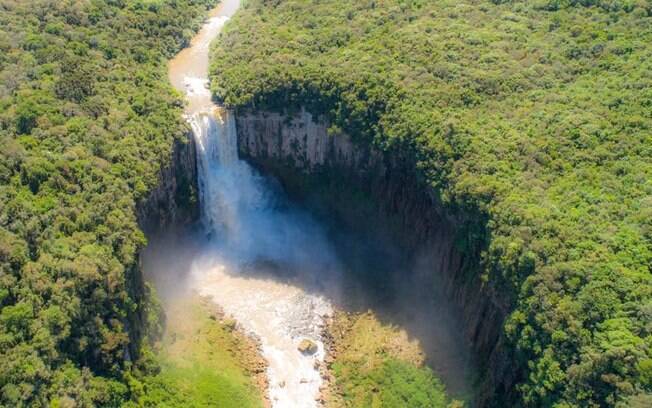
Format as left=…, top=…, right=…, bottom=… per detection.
left=211, top=0, right=652, bottom=406
left=0, top=0, right=218, bottom=406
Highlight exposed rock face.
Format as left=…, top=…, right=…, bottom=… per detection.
left=137, top=132, right=199, bottom=234
left=237, top=110, right=370, bottom=168
left=128, top=131, right=199, bottom=362
left=235, top=109, right=514, bottom=406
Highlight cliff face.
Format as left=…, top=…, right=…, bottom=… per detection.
left=128, top=132, right=198, bottom=360
left=235, top=109, right=514, bottom=405
left=138, top=132, right=199, bottom=233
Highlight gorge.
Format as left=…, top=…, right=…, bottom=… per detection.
left=143, top=0, right=482, bottom=406
left=1, top=0, right=647, bottom=406
left=117, top=0, right=652, bottom=406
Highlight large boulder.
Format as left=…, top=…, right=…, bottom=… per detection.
left=298, top=339, right=318, bottom=355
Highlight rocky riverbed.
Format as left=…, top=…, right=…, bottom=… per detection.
left=193, top=260, right=333, bottom=407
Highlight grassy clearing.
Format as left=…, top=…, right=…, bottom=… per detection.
left=325, top=312, right=461, bottom=408
left=134, top=296, right=266, bottom=408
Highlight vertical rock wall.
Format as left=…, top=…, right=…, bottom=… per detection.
left=137, top=132, right=199, bottom=233
left=235, top=108, right=515, bottom=406
left=128, top=132, right=199, bottom=361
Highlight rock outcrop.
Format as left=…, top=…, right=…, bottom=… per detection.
left=298, top=339, right=318, bottom=355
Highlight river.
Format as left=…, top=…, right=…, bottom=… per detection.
left=167, top=1, right=335, bottom=406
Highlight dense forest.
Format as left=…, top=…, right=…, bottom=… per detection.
left=0, top=0, right=218, bottom=406
left=211, top=0, right=652, bottom=406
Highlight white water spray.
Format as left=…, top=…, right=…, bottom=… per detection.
left=188, top=107, right=335, bottom=407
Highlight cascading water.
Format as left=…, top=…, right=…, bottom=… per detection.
left=167, top=2, right=337, bottom=405
left=190, top=110, right=242, bottom=235
left=190, top=107, right=338, bottom=270
left=188, top=106, right=336, bottom=407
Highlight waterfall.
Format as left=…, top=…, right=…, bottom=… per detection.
left=190, top=108, right=266, bottom=253
left=170, top=4, right=337, bottom=407
left=188, top=107, right=338, bottom=408
left=190, top=108, right=242, bottom=235
left=189, top=107, right=337, bottom=271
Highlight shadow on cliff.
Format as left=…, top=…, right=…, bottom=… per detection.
left=142, top=155, right=477, bottom=404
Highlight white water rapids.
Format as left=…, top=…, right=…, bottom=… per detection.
left=168, top=2, right=335, bottom=406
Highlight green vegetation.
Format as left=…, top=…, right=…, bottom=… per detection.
left=131, top=297, right=264, bottom=408
left=327, top=312, right=452, bottom=407
left=212, top=1, right=652, bottom=406
left=335, top=359, right=448, bottom=408
left=0, top=0, right=218, bottom=405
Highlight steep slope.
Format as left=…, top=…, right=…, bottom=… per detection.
left=211, top=1, right=652, bottom=406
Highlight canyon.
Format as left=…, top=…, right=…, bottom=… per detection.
left=142, top=2, right=510, bottom=406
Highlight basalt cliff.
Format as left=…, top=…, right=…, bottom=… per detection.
left=234, top=109, right=515, bottom=405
